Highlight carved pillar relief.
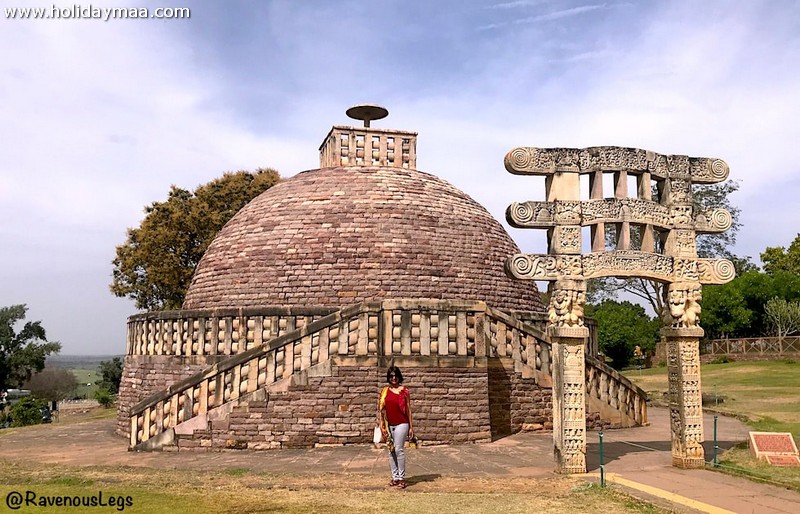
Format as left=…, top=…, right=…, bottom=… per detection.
left=548, top=280, right=586, bottom=328
left=664, top=329, right=705, bottom=468
left=551, top=327, right=588, bottom=474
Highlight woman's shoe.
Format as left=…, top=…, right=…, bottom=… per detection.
left=396, top=480, right=407, bottom=489
left=388, top=479, right=399, bottom=487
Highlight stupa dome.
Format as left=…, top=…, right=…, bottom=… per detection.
left=183, top=107, right=543, bottom=312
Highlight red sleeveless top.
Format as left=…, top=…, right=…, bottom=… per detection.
left=384, top=387, right=410, bottom=425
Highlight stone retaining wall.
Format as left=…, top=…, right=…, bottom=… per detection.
left=121, top=356, right=610, bottom=449
left=117, top=355, right=226, bottom=436
left=207, top=365, right=496, bottom=449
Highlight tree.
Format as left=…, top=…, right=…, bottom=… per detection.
left=0, top=305, right=61, bottom=390
left=97, top=357, right=123, bottom=394
left=589, top=180, right=746, bottom=317
left=761, top=233, right=800, bottom=275
left=585, top=301, right=660, bottom=370
left=111, top=168, right=280, bottom=310
left=702, top=270, right=800, bottom=339
left=23, top=367, right=78, bottom=402
left=764, top=297, right=800, bottom=339
left=701, top=279, right=754, bottom=339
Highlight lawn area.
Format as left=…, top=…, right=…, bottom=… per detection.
left=0, top=461, right=669, bottom=514
left=625, top=360, right=800, bottom=437
left=624, top=359, right=800, bottom=490
left=70, top=368, right=102, bottom=399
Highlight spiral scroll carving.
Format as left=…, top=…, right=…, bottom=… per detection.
left=509, top=202, right=534, bottom=224
left=710, top=159, right=729, bottom=182
left=710, top=208, right=732, bottom=231
left=507, top=255, right=534, bottom=278
left=711, top=259, right=735, bottom=282
left=507, top=147, right=533, bottom=170
left=697, top=258, right=735, bottom=284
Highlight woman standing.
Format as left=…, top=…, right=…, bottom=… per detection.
left=377, top=366, right=414, bottom=489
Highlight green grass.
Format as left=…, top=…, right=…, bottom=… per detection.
left=626, top=360, right=800, bottom=436
left=714, top=444, right=800, bottom=492
left=624, top=360, right=800, bottom=490
left=70, top=368, right=101, bottom=399
left=0, top=461, right=670, bottom=514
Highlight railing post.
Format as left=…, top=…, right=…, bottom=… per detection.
left=381, top=306, right=392, bottom=358
left=474, top=312, right=486, bottom=358
left=130, top=416, right=138, bottom=448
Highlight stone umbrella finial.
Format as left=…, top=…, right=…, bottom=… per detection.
left=320, top=105, right=416, bottom=169
left=346, top=104, right=389, bottom=128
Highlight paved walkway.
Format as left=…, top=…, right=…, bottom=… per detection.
left=1, top=407, right=799, bottom=513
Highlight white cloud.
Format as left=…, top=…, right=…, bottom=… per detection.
left=1, top=0, right=798, bottom=352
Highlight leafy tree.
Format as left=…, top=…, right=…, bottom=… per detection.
left=702, top=270, right=800, bottom=339
left=588, top=181, right=745, bottom=317
left=97, top=357, right=123, bottom=394
left=0, top=305, right=61, bottom=390
left=761, top=233, right=800, bottom=275
left=585, top=301, right=660, bottom=370
left=701, top=280, right=754, bottom=339
left=111, top=168, right=280, bottom=310
left=24, top=367, right=78, bottom=402
left=764, top=297, right=800, bottom=339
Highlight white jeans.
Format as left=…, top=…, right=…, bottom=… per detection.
left=388, top=422, right=409, bottom=480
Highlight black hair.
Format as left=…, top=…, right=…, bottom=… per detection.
left=386, top=366, right=403, bottom=384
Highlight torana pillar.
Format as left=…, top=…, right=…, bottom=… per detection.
left=548, top=279, right=588, bottom=473
left=662, top=282, right=705, bottom=468
left=550, top=281, right=589, bottom=473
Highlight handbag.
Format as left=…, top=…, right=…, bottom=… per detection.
left=373, top=426, right=383, bottom=446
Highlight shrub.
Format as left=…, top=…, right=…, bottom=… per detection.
left=9, top=397, right=47, bottom=427
left=94, top=388, right=114, bottom=408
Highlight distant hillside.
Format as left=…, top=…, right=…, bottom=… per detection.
left=46, top=355, right=122, bottom=370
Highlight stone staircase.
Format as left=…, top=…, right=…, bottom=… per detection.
left=128, top=300, right=647, bottom=451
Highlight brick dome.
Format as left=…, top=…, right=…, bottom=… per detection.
left=183, top=166, right=544, bottom=312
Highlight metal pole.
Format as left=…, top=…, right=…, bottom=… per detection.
left=599, top=431, right=605, bottom=487
left=713, top=415, right=719, bottom=468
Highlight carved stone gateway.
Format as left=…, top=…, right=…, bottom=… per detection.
left=504, top=146, right=735, bottom=472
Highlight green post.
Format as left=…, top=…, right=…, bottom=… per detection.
left=599, top=431, right=605, bottom=487
left=713, top=415, right=719, bottom=468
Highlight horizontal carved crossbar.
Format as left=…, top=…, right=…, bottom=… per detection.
left=506, top=251, right=735, bottom=284
left=507, top=200, right=731, bottom=233
left=505, top=146, right=729, bottom=183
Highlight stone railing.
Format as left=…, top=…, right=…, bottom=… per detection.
left=702, top=336, right=800, bottom=356
left=126, top=306, right=338, bottom=357
left=319, top=126, right=417, bottom=169
left=585, top=355, right=648, bottom=426
left=128, top=299, right=646, bottom=449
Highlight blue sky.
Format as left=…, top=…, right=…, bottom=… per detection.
left=1, top=0, right=799, bottom=354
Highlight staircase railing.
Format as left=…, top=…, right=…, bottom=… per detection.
left=129, top=301, right=380, bottom=448
left=585, top=355, right=648, bottom=426
left=129, top=299, right=647, bottom=449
